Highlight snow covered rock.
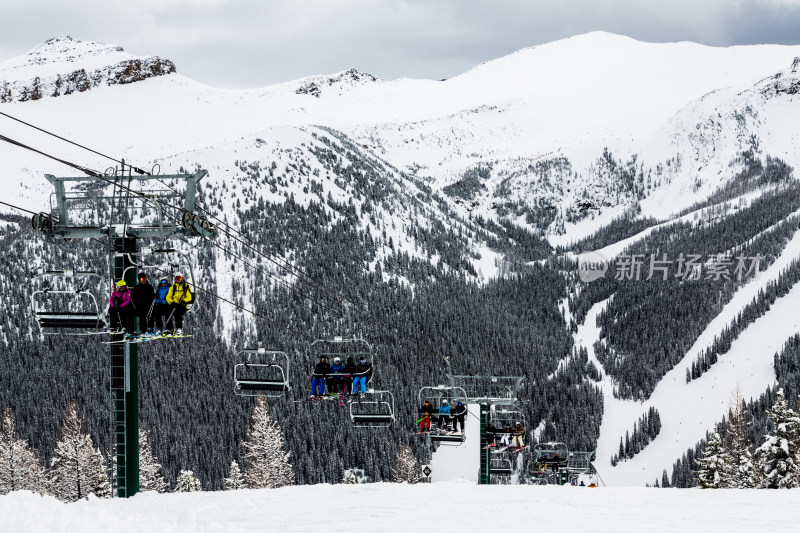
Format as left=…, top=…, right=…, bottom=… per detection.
left=0, top=36, right=175, bottom=102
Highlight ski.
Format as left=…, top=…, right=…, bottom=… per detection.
left=103, top=334, right=192, bottom=344
left=482, top=444, right=497, bottom=450
left=513, top=446, right=528, bottom=453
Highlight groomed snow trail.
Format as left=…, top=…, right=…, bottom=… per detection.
left=589, top=228, right=800, bottom=485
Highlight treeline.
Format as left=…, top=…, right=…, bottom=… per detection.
left=664, top=333, right=800, bottom=487
left=688, top=256, right=800, bottom=381
left=610, top=406, right=661, bottom=466
left=581, top=177, right=800, bottom=400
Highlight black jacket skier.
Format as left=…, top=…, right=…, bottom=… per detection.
left=452, top=401, right=467, bottom=432
left=313, top=359, right=332, bottom=376
left=343, top=357, right=357, bottom=395
left=355, top=359, right=372, bottom=379
left=131, top=274, right=155, bottom=334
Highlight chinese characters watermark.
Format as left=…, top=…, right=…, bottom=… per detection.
left=577, top=252, right=762, bottom=283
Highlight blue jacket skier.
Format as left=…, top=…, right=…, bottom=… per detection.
left=352, top=357, right=372, bottom=394
left=152, top=277, right=171, bottom=334
left=328, top=357, right=345, bottom=394
left=437, top=399, right=451, bottom=429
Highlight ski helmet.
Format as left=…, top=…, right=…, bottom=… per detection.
left=174, top=272, right=184, bottom=281
left=334, top=357, right=341, bottom=363
left=159, top=276, right=169, bottom=283
left=442, top=399, right=448, bottom=404
left=138, top=273, right=148, bottom=280
left=116, top=280, right=127, bottom=287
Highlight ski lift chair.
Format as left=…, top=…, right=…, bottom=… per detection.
left=32, top=270, right=109, bottom=334
left=533, top=442, right=570, bottom=469
left=417, top=385, right=468, bottom=445
left=567, top=451, right=594, bottom=473
left=116, top=247, right=198, bottom=315
left=234, top=348, right=291, bottom=397
left=490, top=456, right=514, bottom=476
left=350, top=389, right=395, bottom=428
left=310, top=335, right=375, bottom=402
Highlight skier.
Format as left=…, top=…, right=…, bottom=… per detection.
left=109, top=280, right=134, bottom=335
left=437, top=399, right=451, bottom=430
left=131, top=273, right=155, bottom=335
left=452, top=401, right=467, bottom=434
left=352, top=356, right=372, bottom=395
left=579, top=481, right=586, bottom=487
left=499, top=425, right=512, bottom=448
left=166, top=272, right=193, bottom=335
left=152, top=276, right=171, bottom=334
left=485, top=424, right=498, bottom=448
left=552, top=452, right=561, bottom=472
left=419, top=400, right=435, bottom=433
left=538, top=453, right=548, bottom=471
left=343, top=356, right=357, bottom=397
left=512, top=421, right=525, bottom=449
left=328, top=356, right=344, bottom=395
left=310, top=356, right=331, bottom=398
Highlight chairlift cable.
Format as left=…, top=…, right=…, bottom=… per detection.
left=1, top=124, right=345, bottom=307
left=0, top=200, right=39, bottom=216
left=146, top=178, right=344, bottom=304
left=1, top=133, right=334, bottom=313
left=0, top=109, right=346, bottom=302
left=0, top=110, right=150, bottom=175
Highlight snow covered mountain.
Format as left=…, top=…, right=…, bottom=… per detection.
left=0, top=37, right=175, bottom=103
left=1, top=33, right=800, bottom=489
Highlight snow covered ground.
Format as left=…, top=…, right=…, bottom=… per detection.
left=2, top=483, right=799, bottom=533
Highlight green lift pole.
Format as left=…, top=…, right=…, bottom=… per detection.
left=479, top=403, right=490, bottom=485
left=111, top=236, right=139, bottom=497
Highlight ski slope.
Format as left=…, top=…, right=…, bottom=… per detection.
left=586, top=227, right=800, bottom=485
left=2, top=483, right=798, bottom=533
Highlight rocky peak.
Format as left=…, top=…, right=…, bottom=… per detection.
left=295, top=68, right=380, bottom=98
left=0, top=37, right=176, bottom=103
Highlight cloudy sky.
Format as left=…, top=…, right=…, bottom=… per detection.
left=3, top=0, right=800, bottom=88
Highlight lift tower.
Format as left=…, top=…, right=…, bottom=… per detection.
left=35, top=165, right=214, bottom=497
left=443, top=359, right=527, bottom=485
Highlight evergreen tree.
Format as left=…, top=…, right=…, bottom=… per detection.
left=725, top=390, right=756, bottom=489
left=660, top=469, right=670, bottom=488
left=139, top=429, right=168, bottom=493
left=391, top=445, right=420, bottom=484
left=242, top=398, right=293, bottom=489
left=695, top=430, right=732, bottom=489
left=224, top=460, right=245, bottom=490
left=0, top=407, right=45, bottom=495
left=342, top=469, right=357, bottom=484
left=175, top=469, right=202, bottom=492
left=755, top=388, right=800, bottom=488
left=48, top=402, right=110, bottom=502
